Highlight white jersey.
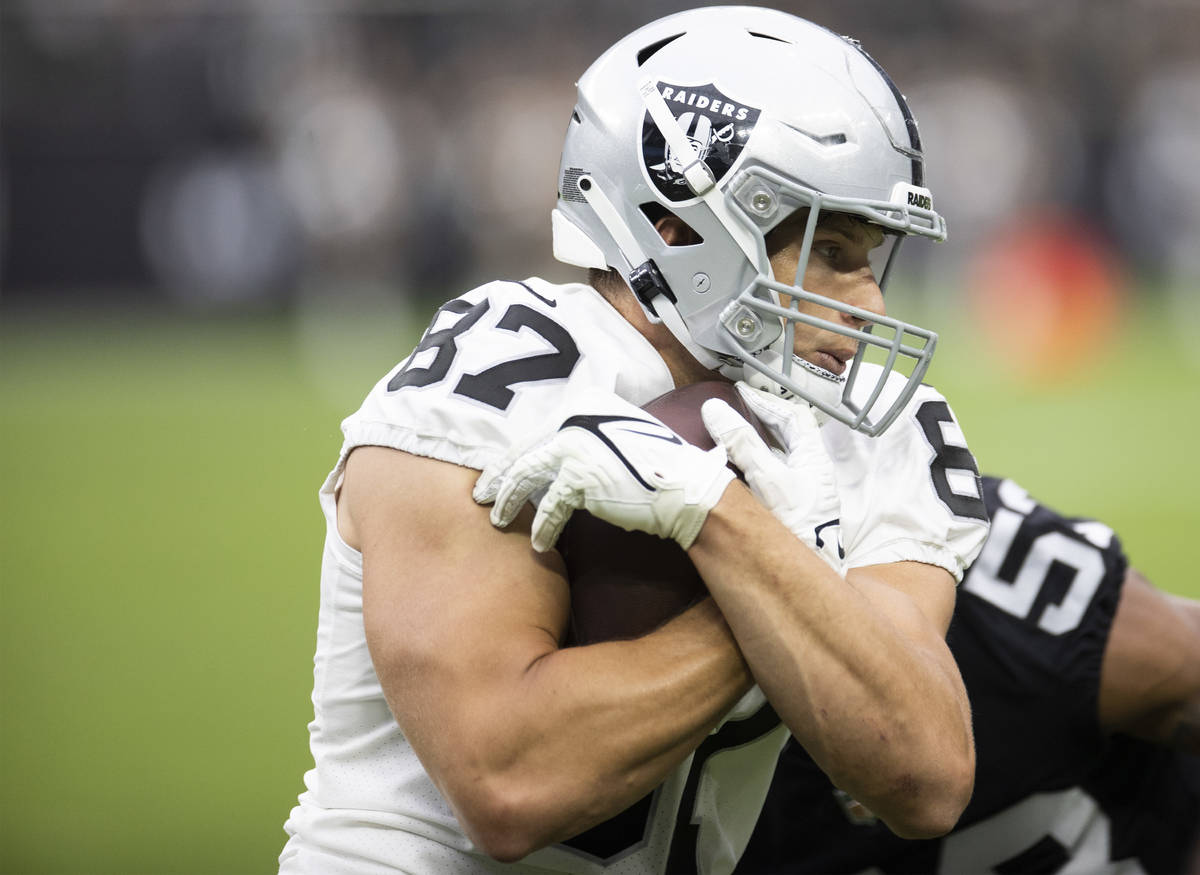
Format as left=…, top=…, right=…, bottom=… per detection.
left=822, top=362, right=990, bottom=581
left=280, top=277, right=989, bottom=875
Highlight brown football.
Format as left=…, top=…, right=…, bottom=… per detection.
left=558, top=381, right=770, bottom=646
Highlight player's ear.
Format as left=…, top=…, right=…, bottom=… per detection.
left=654, top=214, right=701, bottom=247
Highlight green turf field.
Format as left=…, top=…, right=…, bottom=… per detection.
left=0, top=297, right=1196, bottom=873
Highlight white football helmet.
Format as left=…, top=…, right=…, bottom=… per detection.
left=551, top=6, right=947, bottom=435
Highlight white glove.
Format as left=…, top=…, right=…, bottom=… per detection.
left=474, top=391, right=736, bottom=553
left=700, top=383, right=844, bottom=572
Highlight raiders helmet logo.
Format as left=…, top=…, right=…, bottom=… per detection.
left=642, top=81, right=761, bottom=202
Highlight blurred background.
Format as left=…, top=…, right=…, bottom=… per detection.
left=2, top=1, right=1198, bottom=872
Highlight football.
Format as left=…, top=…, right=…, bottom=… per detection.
left=558, top=381, right=770, bottom=646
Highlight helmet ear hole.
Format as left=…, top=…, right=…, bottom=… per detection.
left=639, top=203, right=704, bottom=246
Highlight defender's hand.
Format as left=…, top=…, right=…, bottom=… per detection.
left=701, top=383, right=843, bottom=571
left=474, top=392, right=736, bottom=553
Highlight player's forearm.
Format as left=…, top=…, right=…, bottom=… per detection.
left=688, top=484, right=974, bottom=838
left=404, top=599, right=751, bottom=860
left=516, top=600, right=751, bottom=838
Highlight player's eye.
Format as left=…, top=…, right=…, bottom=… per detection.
left=814, top=243, right=841, bottom=264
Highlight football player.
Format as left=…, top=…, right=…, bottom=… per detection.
left=280, top=8, right=988, bottom=874
left=737, top=475, right=1200, bottom=874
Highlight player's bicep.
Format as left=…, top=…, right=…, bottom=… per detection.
left=342, top=446, right=570, bottom=751
left=1099, top=569, right=1200, bottom=752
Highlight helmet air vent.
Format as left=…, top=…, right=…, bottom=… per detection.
left=636, top=33, right=684, bottom=66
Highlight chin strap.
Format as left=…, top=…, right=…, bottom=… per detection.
left=655, top=294, right=723, bottom=371
left=730, top=347, right=845, bottom=426
left=576, top=171, right=723, bottom=372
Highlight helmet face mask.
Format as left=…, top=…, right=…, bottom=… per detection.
left=552, top=6, right=947, bottom=436
left=717, top=168, right=941, bottom=434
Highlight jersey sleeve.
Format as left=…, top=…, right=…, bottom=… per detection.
left=334, top=279, right=674, bottom=477
left=831, top=379, right=990, bottom=581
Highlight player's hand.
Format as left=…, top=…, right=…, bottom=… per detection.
left=474, top=391, right=736, bottom=553
left=701, top=383, right=843, bottom=571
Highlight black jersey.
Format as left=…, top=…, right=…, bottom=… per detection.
left=737, top=476, right=1200, bottom=874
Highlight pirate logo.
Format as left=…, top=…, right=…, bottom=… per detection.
left=642, top=81, right=761, bottom=202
